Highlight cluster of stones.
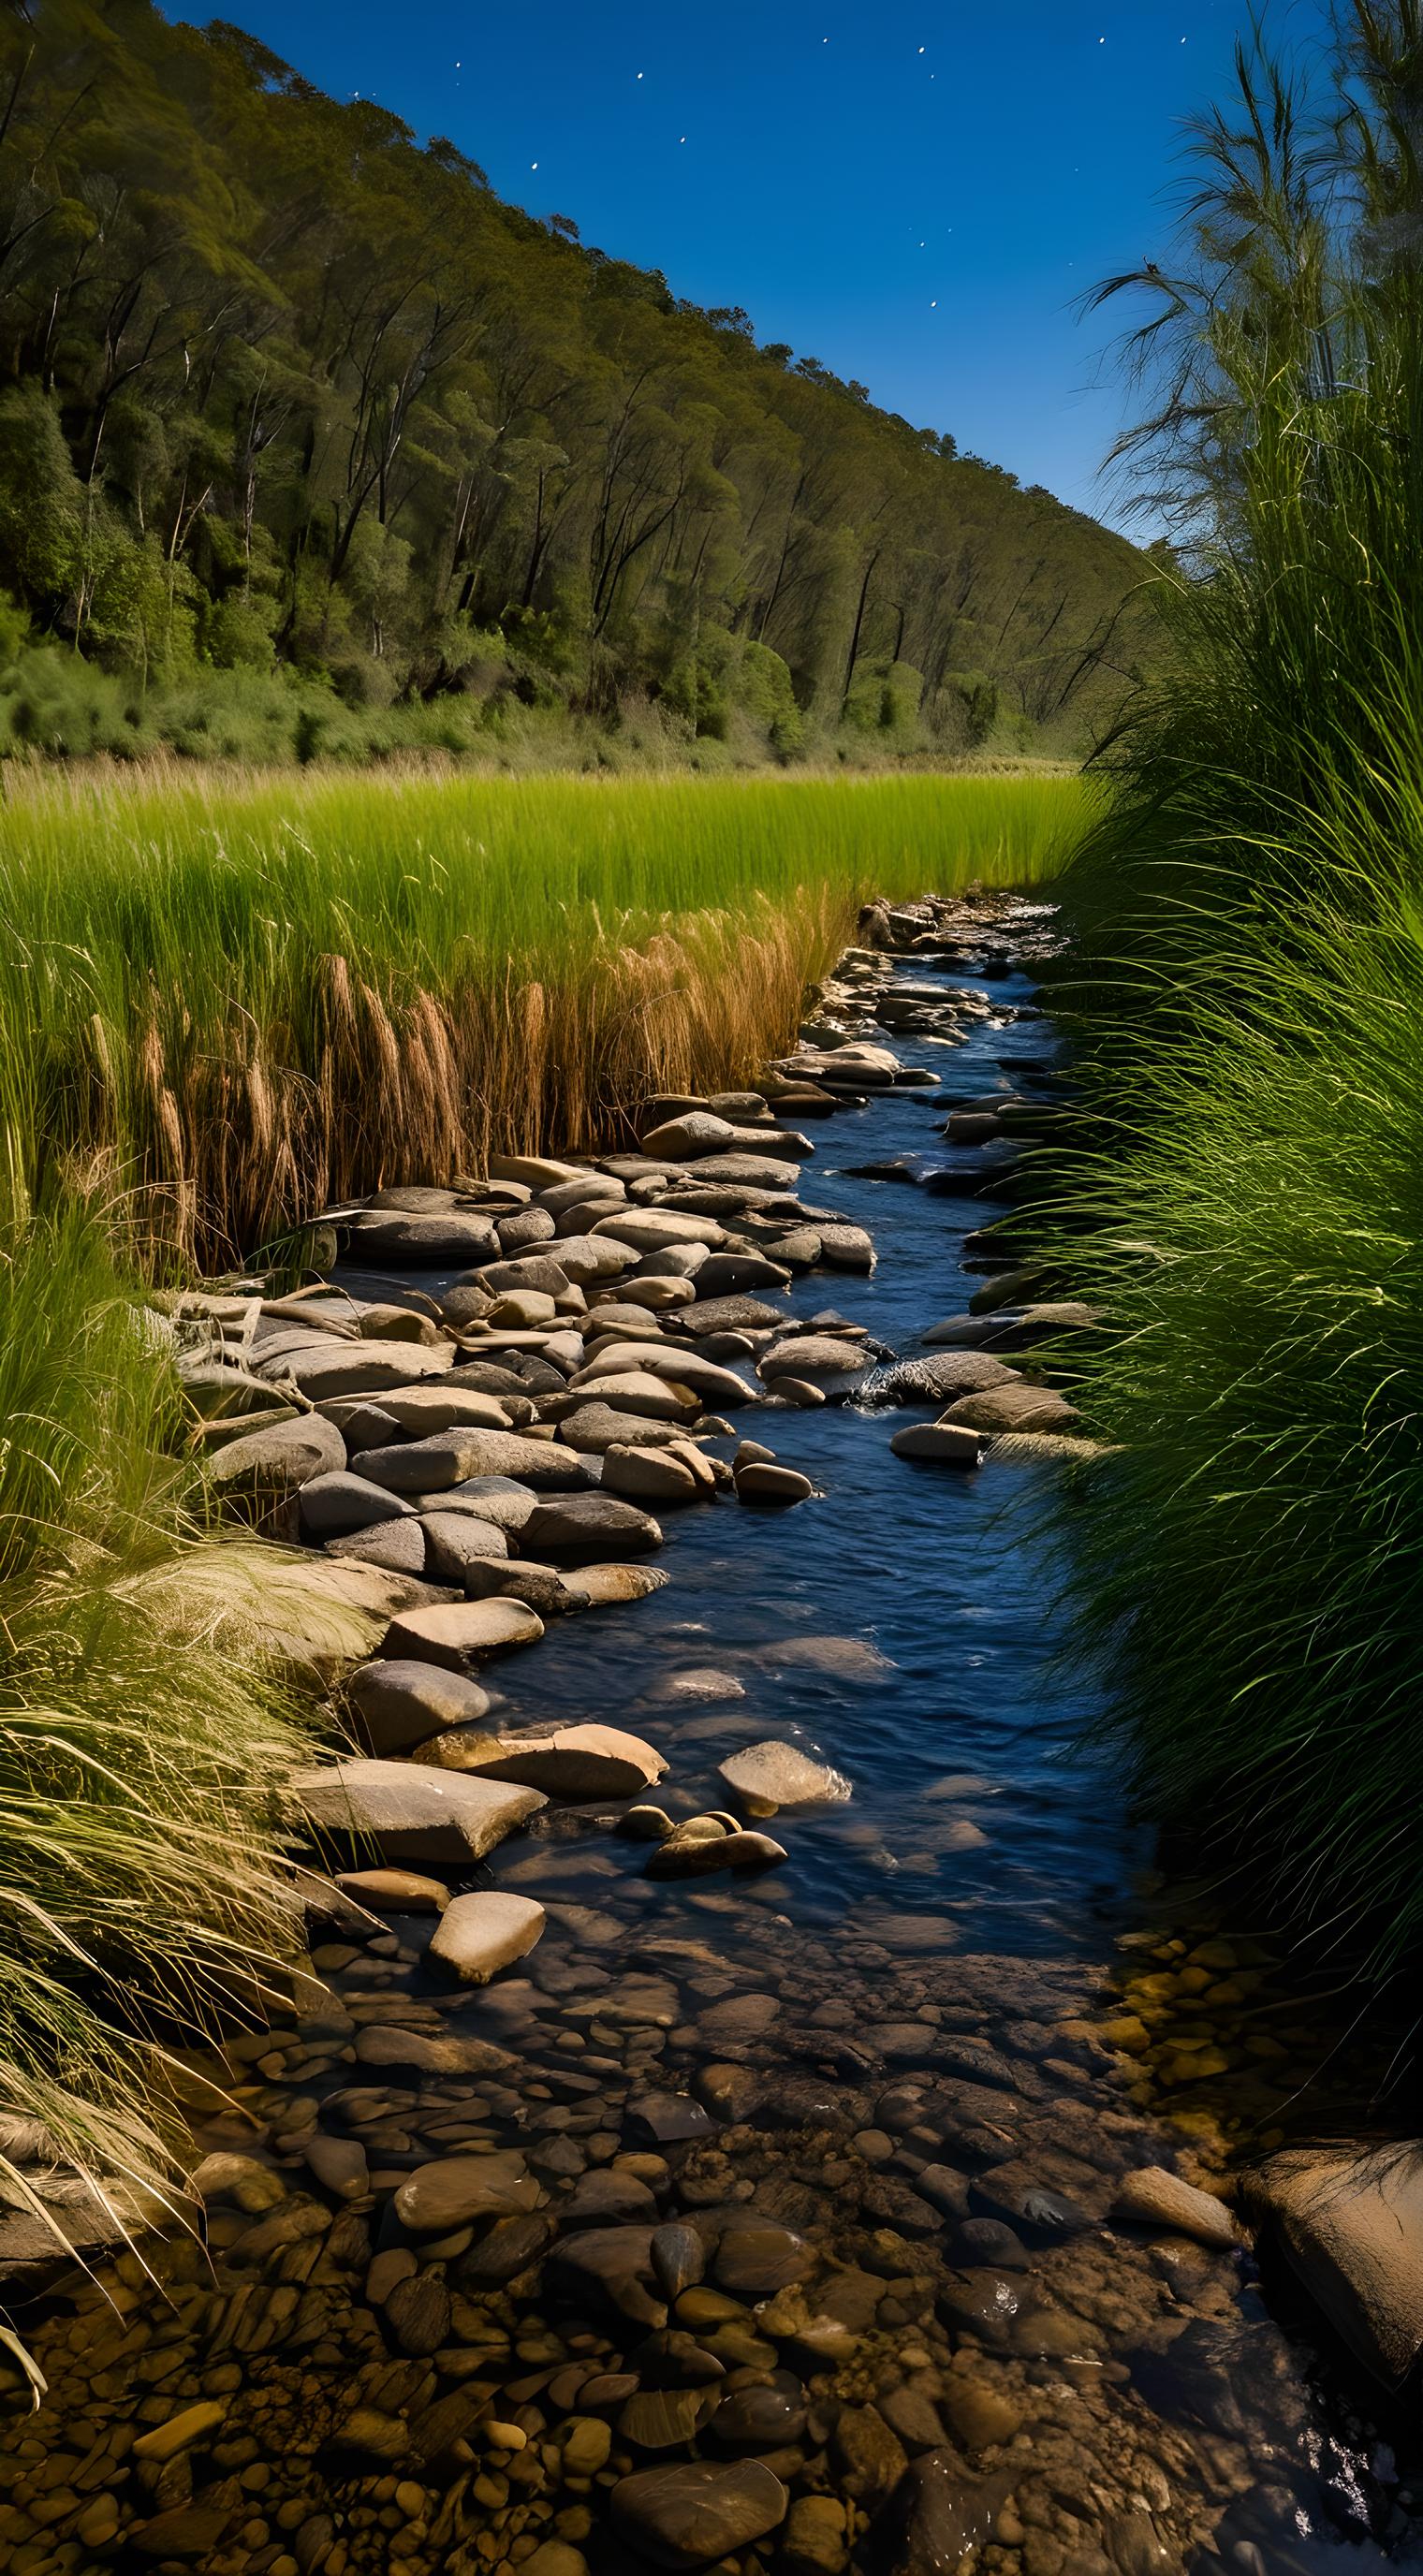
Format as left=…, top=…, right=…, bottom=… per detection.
left=5, top=887, right=1398, bottom=2576
left=5, top=1920, right=1270, bottom=2576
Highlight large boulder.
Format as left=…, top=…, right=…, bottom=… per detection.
left=639, top=1112, right=738, bottom=1162
left=252, top=1335, right=453, bottom=1398
left=1243, top=2145, right=1423, bottom=2384
left=286, top=1759, right=544, bottom=1862
left=594, top=1209, right=726, bottom=1253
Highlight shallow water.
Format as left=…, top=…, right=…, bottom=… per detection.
left=4, top=906, right=1416, bottom=2576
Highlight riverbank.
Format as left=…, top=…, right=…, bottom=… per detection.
left=3, top=891, right=1415, bottom=2576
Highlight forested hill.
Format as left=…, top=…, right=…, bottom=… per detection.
left=0, top=0, right=1157, bottom=764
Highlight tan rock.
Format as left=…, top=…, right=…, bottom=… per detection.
left=394, top=2147, right=539, bottom=2232
left=286, top=1758, right=544, bottom=1862
left=1113, top=2165, right=1239, bottom=2248
left=604, top=1445, right=702, bottom=1503
left=382, top=1598, right=544, bottom=1668
left=1243, top=2145, right=1423, bottom=2383
left=429, top=1891, right=546, bottom=1983
left=335, top=1867, right=450, bottom=1914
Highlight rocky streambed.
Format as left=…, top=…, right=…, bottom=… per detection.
left=2, top=890, right=1419, bottom=2576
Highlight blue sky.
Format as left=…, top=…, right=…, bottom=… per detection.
left=178, top=1, right=1333, bottom=530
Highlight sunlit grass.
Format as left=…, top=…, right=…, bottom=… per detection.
left=0, top=765, right=1096, bottom=1266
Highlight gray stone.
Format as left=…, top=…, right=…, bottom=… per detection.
left=328, top=1517, right=429, bottom=1575
left=348, top=1210, right=499, bottom=1264
left=209, top=1413, right=345, bottom=1500
left=299, top=1471, right=413, bottom=1537
left=347, top=1658, right=492, bottom=1755
left=524, top=1494, right=664, bottom=1558
left=361, top=1428, right=595, bottom=1494
left=381, top=1598, right=544, bottom=1667
left=286, top=1759, right=543, bottom=1862
left=418, top=1510, right=510, bottom=1583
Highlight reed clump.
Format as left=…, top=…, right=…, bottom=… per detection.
left=0, top=766, right=1093, bottom=1267
left=1047, top=2, right=1423, bottom=1967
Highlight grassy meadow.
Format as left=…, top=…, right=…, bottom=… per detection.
left=1, top=765, right=1093, bottom=1267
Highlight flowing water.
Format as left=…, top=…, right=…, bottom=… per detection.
left=2, top=898, right=1416, bottom=2576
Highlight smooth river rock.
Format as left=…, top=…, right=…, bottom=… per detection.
left=381, top=1598, right=544, bottom=1668
left=361, top=1428, right=595, bottom=1495
left=443, top=1720, right=667, bottom=1797
left=286, top=1759, right=543, bottom=1862
left=611, top=2460, right=787, bottom=2569
left=1113, top=2165, right=1239, bottom=2249
left=523, top=1494, right=664, bottom=1558
left=394, top=2148, right=539, bottom=2233
left=429, top=1890, right=546, bottom=1983
left=718, top=1739, right=848, bottom=1812
left=346, top=1658, right=492, bottom=1755
left=209, top=1414, right=345, bottom=1501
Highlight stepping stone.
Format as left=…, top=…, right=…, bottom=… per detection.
left=286, top=1759, right=544, bottom=1861
left=382, top=1599, right=544, bottom=1668
left=429, top=1891, right=546, bottom=1983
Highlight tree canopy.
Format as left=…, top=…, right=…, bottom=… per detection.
left=0, top=0, right=1158, bottom=759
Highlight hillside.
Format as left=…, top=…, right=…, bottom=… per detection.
left=0, top=0, right=1158, bottom=764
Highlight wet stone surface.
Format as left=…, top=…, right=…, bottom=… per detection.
left=3, top=892, right=1417, bottom=2576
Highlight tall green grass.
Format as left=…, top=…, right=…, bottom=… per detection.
left=1048, top=3, right=1423, bottom=1967
left=0, top=766, right=1093, bottom=1266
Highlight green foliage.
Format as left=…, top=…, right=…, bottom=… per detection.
left=0, top=0, right=1155, bottom=761
left=1048, top=2, right=1423, bottom=1965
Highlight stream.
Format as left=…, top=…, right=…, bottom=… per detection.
left=2, top=891, right=1416, bottom=2576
